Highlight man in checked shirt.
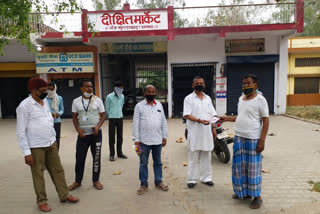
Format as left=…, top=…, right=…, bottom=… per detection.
left=132, top=85, right=169, bottom=195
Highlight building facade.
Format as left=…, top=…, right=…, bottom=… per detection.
left=2, top=1, right=304, bottom=118
left=287, top=37, right=320, bottom=106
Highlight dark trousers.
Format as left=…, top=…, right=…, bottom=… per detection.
left=75, top=130, right=102, bottom=184
left=108, top=118, right=123, bottom=157
left=54, top=122, right=61, bottom=151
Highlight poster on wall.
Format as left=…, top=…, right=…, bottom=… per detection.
left=225, top=38, right=265, bottom=54
left=216, top=91, right=227, bottom=99
left=36, top=52, right=94, bottom=74
left=87, top=10, right=168, bottom=32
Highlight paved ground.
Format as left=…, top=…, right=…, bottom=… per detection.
left=0, top=116, right=320, bottom=214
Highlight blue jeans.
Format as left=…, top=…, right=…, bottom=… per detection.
left=139, top=143, right=162, bottom=187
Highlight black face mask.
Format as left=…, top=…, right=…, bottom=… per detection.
left=242, top=85, right=256, bottom=96
left=145, top=94, right=156, bottom=101
left=38, top=92, right=48, bottom=100
left=194, top=85, right=204, bottom=92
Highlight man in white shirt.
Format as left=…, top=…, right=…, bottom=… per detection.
left=220, top=74, right=269, bottom=209
left=69, top=79, right=106, bottom=191
left=183, top=76, right=217, bottom=189
left=132, top=85, right=168, bottom=195
left=16, top=77, right=79, bottom=212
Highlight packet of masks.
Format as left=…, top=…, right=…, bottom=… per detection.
left=133, top=144, right=142, bottom=156
left=210, top=116, right=220, bottom=124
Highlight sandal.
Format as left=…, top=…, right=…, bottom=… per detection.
left=68, top=182, right=81, bottom=191
left=137, top=186, right=148, bottom=195
left=250, top=197, right=263, bottom=209
left=93, top=181, right=104, bottom=190
left=156, top=182, right=169, bottom=191
left=232, top=194, right=252, bottom=200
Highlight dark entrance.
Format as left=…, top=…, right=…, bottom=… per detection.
left=0, top=78, right=29, bottom=118
left=52, top=78, right=95, bottom=118
left=172, top=62, right=217, bottom=117
left=226, top=63, right=275, bottom=115
left=100, top=53, right=168, bottom=116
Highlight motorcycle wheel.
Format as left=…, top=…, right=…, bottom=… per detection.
left=214, top=140, right=231, bottom=163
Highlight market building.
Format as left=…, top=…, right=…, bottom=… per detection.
left=2, top=1, right=305, bottom=118
left=287, top=36, right=320, bottom=106
left=0, top=23, right=58, bottom=118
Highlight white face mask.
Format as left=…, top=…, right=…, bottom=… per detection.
left=83, top=92, right=93, bottom=98
left=114, top=87, right=123, bottom=96
left=47, top=89, right=55, bottom=97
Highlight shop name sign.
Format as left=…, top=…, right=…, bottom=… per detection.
left=36, top=52, right=94, bottom=74
left=87, top=10, right=168, bottom=32
left=102, top=42, right=167, bottom=54
left=225, top=38, right=265, bottom=54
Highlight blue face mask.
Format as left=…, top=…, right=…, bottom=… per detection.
left=114, top=87, right=123, bottom=96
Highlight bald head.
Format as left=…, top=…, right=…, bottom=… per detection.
left=144, top=84, right=156, bottom=102
left=144, top=85, right=156, bottom=93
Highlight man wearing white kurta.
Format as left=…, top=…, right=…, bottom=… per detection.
left=183, top=76, right=217, bottom=188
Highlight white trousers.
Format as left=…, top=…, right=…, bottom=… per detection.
left=187, top=150, right=212, bottom=184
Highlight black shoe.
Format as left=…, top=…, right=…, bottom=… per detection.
left=109, top=156, right=115, bottom=161
left=201, top=181, right=214, bottom=186
left=118, top=154, right=128, bottom=159
left=187, top=183, right=196, bottom=189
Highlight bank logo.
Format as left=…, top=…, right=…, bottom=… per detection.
left=59, top=53, right=68, bottom=62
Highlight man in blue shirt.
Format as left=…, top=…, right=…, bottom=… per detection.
left=106, top=81, right=127, bottom=161
left=47, top=82, right=64, bottom=151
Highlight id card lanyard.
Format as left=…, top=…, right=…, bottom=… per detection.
left=82, top=96, right=92, bottom=116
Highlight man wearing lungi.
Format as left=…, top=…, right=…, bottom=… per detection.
left=183, top=76, right=217, bottom=189
left=220, top=74, right=269, bottom=209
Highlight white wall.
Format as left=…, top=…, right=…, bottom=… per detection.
left=0, top=40, right=35, bottom=62
left=167, top=35, right=226, bottom=118
left=277, top=37, right=289, bottom=114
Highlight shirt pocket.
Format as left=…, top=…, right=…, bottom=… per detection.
left=140, top=110, right=150, bottom=121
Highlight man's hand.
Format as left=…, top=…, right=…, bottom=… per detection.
left=162, top=138, right=167, bottom=147
left=25, top=155, right=33, bottom=166
left=135, top=142, right=140, bottom=146
left=55, top=113, right=60, bottom=118
left=93, top=126, right=99, bottom=136
left=219, top=116, right=228, bottom=122
left=78, top=129, right=86, bottom=138
left=199, top=120, right=210, bottom=125
left=256, top=140, right=265, bottom=153
left=212, top=127, right=217, bottom=141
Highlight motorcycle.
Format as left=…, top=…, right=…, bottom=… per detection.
left=183, top=119, right=234, bottom=164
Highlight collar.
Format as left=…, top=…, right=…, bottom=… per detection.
left=112, top=91, right=121, bottom=98
left=30, top=95, right=40, bottom=105
left=143, top=99, right=157, bottom=105
left=192, top=91, right=207, bottom=99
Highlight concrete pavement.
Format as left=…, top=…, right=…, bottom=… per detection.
left=0, top=116, right=319, bottom=214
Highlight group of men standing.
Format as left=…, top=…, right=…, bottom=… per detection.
left=16, top=73, right=269, bottom=212
left=16, top=78, right=129, bottom=212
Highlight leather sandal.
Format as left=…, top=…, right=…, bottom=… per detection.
left=68, top=182, right=81, bottom=191
left=137, top=186, right=148, bottom=195
left=39, top=203, right=51, bottom=212
left=156, top=182, right=169, bottom=191
left=93, top=181, right=104, bottom=190
left=250, top=197, right=263, bottom=209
